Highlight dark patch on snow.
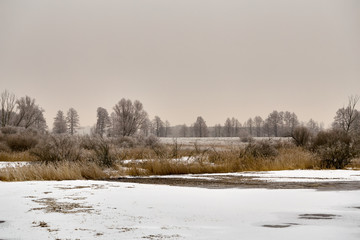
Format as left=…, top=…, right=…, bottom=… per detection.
left=0, top=220, right=5, bottom=224
left=262, top=223, right=299, bottom=228
left=299, top=214, right=340, bottom=220
left=262, top=224, right=291, bottom=228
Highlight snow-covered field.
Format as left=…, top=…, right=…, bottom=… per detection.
left=159, top=137, right=291, bottom=146
left=1, top=175, right=360, bottom=240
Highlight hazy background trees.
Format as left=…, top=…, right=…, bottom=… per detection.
left=53, top=110, right=67, bottom=134
left=95, top=107, right=110, bottom=137
left=2, top=90, right=346, bottom=139
left=193, top=116, right=208, bottom=137
left=66, top=108, right=80, bottom=135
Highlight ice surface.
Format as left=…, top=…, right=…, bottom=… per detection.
left=1, top=180, right=360, bottom=239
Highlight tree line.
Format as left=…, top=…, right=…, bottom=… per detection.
left=1, top=90, right=358, bottom=139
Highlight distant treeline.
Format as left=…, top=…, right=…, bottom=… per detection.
left=1, top=90, right=359, bottom=139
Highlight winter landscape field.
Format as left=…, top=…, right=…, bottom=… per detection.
left=1, top=167, right=360, bottom=240
left=2, top=1, right=360, bottom=239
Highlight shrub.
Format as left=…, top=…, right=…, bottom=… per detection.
left=0, top=142, right=11, bottom=153
left=31, top=135, right=81, bottom=164
left=144, top=135, right=160, bottom=148
left=0, top=126, right=19, bottom=135
left=240, top=136, right=254, bottom=143
left=244, top=140, right=278, bottom=158
left=292, top=126, right=312, bottom=147
left=5, top=134, right=39, bottom=151
left=114, top=136, right=137, bottom=148
left=83, top=136, right=116, bottom=167
left=311, top=129, right=352, bottom=169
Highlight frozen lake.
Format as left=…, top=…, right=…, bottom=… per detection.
left=1, top=178, right=360, bottom=239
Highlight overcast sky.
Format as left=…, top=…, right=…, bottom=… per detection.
left=1, top=0, right=359, bottom=128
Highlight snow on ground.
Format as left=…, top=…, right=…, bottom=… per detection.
left=0, top=161, right=28, bottom=169
left=1, top=180, right=360, bottom=240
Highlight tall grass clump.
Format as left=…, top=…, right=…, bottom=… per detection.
left=0, top=161, right=107, bottom=181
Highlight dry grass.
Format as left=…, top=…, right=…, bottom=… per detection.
left=124, top=146, right=320, bottom=176
left=349, top=158, right=360, bottom=169
left=0, top=161, right=107, bottom=181
left=0, top=151, right=36, bottom=162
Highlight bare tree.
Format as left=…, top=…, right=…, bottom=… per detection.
left=66, top=108, right=80, bottom=135
left=140, top=118, right=151, bottom=137
left=266, top=110, right=282, bottom=137
left=231, top=118, right=241, bottom=137
left=247, top=118, right=253, bottom=137
left=53, top=110, right=67, bottom=134
left=283, top=111, right=299, bottom=136
left=95, top=107, right=110, bottom=137
left=307, top=119, right=321, bottom=134
left=113, top=98, right=148, bottom=137
left=164, top=120, right=171, bottom=137
left=180, top=124, right=188, bottom=137
left=224, top=118, right=232, bottom=137
left=254, top=116, right=263, bottom=137
left=152, top=116, right=165, bottom=137
left=333, top=95, right=360, bottom=134
left=14, top=96, right=45, bottom=129
left=214, top=124, right=222, bottom=137
left=0, top=90, right=16, bottom=127
left=193, top=116, right=208, bottom=137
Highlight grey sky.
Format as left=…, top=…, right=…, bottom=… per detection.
left=1, top=0, right=359, bottom=128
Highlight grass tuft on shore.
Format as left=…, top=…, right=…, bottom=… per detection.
left=0, top=161, right=107, bottom=181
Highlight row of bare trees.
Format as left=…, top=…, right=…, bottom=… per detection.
left=2, top=90, right=358, bottom=139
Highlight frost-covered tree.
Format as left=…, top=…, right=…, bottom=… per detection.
left=164, top=120, right=171, bottom=137
left=95, top=107, right=110, bottom=137
left=180, top=124, right=188, bottom=137
left=254, top=116, right=263, bottom=137
left=231, top=118, right=241, bottom=137
left=113, top=98, right=148, bottom=137
left=152, top=116, right=165, bottom=137
left=66, top=108, right=80, bottom=135
left=14, top=96, right=46, bottom=130
left=140, top=117, right=151, bottom=136
left=266, top=110, right=283, bottom=137
left=214, top=124, right=222, bottom=137
left=193, top=116, right=208, bottom=137
left=282, top=111, right=299, bottom=136
left=224, top=118, right=232, bottom=137
left=247, top=118, right=254, bottom=136
left=53, top=110, right=67, bottom=134
left=307, top=119, right=322, bottom=135
left=0, top=90, right=16, bottom=127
